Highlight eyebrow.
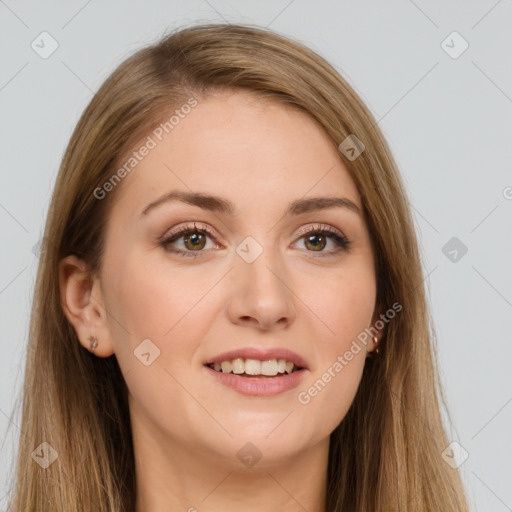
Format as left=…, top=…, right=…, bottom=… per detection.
left=140, top=190, right=361, bottom=218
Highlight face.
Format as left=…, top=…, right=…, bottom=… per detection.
left=92, top=90, right=378, bottom=467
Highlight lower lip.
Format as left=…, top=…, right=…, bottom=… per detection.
left=204, top=365, right=308, bottom=397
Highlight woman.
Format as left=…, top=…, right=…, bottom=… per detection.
left=8, top=22, right=469, bottom=511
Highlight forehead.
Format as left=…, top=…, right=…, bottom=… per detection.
left=109, top=90, right=362, bottom=221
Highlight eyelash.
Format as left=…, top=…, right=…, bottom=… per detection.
left=160, top=222, right=351, bottom=259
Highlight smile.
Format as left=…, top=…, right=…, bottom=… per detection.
left=207, top=357, right=302, bottom=376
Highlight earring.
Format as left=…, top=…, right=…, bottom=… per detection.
left=372, top=336, right=380, bottom=354
left=88, top=335, right=98, bottom=353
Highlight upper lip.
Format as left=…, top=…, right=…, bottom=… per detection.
left=204, top=347, right=309, bottom=370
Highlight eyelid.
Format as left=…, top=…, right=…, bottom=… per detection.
left=293, top=223, right=345, bottom=239
left=161, top=221, right=220, bottom=242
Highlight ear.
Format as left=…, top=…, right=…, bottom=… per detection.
left=58, top=254, right=115, bottom=357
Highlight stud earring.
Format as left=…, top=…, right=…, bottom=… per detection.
left=88, top=335, right=98, bottom=353
left=372, top=336, right=380, bottom=354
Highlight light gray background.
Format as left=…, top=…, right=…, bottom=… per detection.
left=1, top=1, right=511, bottom=510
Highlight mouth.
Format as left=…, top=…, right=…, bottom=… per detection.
left=205, top=358, right=304, bottom=378
left=203, top=348, right=309, bottom=396
left=204, top=361, right=307, bottom=397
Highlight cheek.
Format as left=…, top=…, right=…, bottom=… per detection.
left=101, top=249, right=217, bottom=368
left=100, top=251, right=221, bottom=433
left=307, top=259, right=377, bottom=351
left=292, top=262, right=375, bottom=432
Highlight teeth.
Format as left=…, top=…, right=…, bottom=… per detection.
left=210, top=357, right=300, bottom=375
left=221, top=361, right=232, bottom=373
left=232, top=358, right=244, bottom=374
left=261, top=359, right=278, bottom=376
left=245, top=359, right=261, bottom=375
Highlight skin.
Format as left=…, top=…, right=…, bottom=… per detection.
left=60, top=90, right=382, bottom=512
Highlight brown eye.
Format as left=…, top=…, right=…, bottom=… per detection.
left=293, top=224, right=351, bottom=257
left=304, top=233, right=327, bottom=252
left=160, top=223, right=219, bottom=258
left=183, top=231, right=207, bottom=251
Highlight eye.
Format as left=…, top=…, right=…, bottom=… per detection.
left=292, top=223, right=351, bottom=257
left=160, top=222, right=220, bottom=258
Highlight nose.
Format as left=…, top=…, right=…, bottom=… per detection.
left=225, top=244, right=297, bottom=331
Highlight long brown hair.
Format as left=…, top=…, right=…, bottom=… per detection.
left=6, top=22, right=469, bottom=511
